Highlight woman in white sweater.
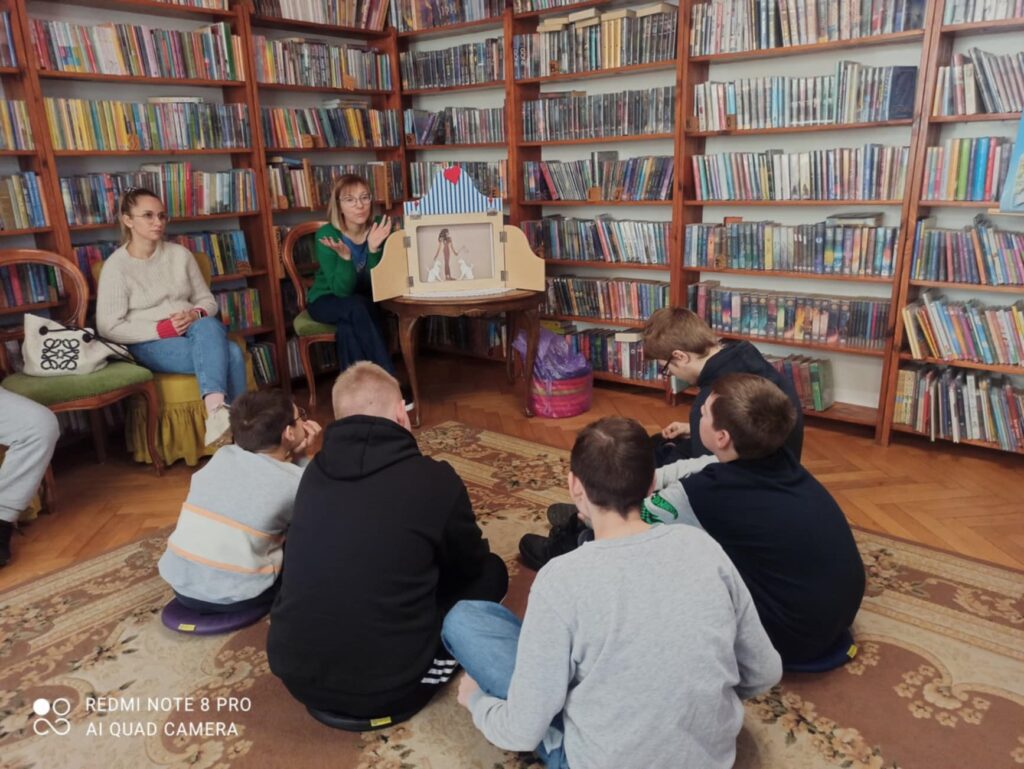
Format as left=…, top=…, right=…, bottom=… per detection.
left=96, top=188, right=246, bottom=446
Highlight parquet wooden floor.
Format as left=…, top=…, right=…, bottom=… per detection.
left=1, top=355, right=1021, bottom=593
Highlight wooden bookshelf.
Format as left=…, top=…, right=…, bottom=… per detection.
left=407, top=142, right=507, bottom=150
left=891, top=423, right=1024, bottom=456
left=256, top=83, right=389, bottom=96
left=52, top=148, right=252, bottom=157
left=686, top=199, right=904, bottom=207
left=513, top=0, right=608, bottom=20
left=716, top=332, right=888, bottom=358
left=689, top=30, right=925, bottom=63
left=897, top=354, right=1024, bottom=376
left=68, top=212, right=259, bottom=231
left=918, top=199, right=999, bottom=207
left=0, top=298, right=63, bottom=315
left=928, top=112, right=1022, bottom=123
left=520, top=199, right=673, bottom=207
left=687, top=119, right=914, bottom=137
left=397, top=16, right=503, bottom=39
left=592, top=370, right=663, bottom=390
left=940, top=17, right=1024, bottom=35
left=56, top=0, right=235, bottom=20
left=908, top=279, right=1024, bottom=293
left=806, top=402, right=878, bottom=426
left=265, top=146, right=399, bottom=154
left=545, top=259, right=669, bottom=271
left=543, top=314, right=644, bottom=329
left=248, top=14, right=390, bottom=38
left=517, top=60, right=677, bottom=85
left=402, top=81, right=505, bottom=96
left=683, top=266, right=893, bottom=283
left=518, top=133, right=674, bottom=147
left=36, top=71, right=242, bottom=88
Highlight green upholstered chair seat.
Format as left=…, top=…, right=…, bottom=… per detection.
left=294, top=310, right=334, bottom=337
left=2, top=362, right=154, bottom=406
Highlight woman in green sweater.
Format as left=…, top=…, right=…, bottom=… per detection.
left=306, top=174, right=396, bottom=379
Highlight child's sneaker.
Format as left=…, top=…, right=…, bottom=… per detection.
left=204, top=405, right=232, bottom=447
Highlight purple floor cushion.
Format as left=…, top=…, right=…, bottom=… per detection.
left=160, top=598, right=268, bottom=635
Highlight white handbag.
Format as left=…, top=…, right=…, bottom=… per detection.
left=21, top=313, right=133, bottom=377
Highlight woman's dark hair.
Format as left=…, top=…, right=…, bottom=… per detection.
left=438, top=228, right=450, bottom=241
left=229, top=390, right=296, bottom=452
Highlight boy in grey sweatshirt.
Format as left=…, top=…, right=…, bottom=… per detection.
left=442, top=416, right=781, bottom=769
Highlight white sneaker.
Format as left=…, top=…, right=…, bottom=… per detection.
left=204, top=404, right=232, bottom=447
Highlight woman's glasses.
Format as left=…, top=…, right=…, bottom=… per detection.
left=339, top=195, right=372, bottom=206
left=131, top=212, right=168, bottom=222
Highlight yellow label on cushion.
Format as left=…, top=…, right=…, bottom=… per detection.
left=848, top=644, right=858, bottom=658
left=178, top=623, right=197, bottom=632
left=369, top=717, right=392, bottom=727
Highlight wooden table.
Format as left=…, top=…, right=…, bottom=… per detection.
left=382, top=290, right=544, bottom=427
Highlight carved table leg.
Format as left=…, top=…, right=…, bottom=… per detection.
left=505, top=311, right=517, bottom=384
left=397, top=313, right=422, bottom=428
left=520, top=307, right=541, bottom=418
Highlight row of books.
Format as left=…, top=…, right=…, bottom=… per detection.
left=545, top=275, right=670, bottom=322
left=910, top=215, right=1024, bottom=286
left=215, top=287, right=263, bottom=332
left=522, top=86, right=676, bottom=142
left=0, top=13, right=15, bottom=68
left=267, top=159, right=402, bottom=209
left=0, top=101, right=33, bottom=151
left=523, top=216, right=671, bottom=265
left=512, top=5, right=678, bottom=79
left=60, top=165, right=257, bottom=226
left=252, top=36, right=391, bottom=92
left=159, top=0, right=228, bottom=8
left=692, top=144, right=911, bottom=201
left=44, top=98, right=250, bottom=152
left=524, top=155, right=675, bottom=202
left=30, top=20, right=244, bottom=82
left=249, top=342, right=278, bottom=387
left=0, top=173, right=47, bottom=231
left=688, top=281, right=891, bottom=348
left=920, top=136, right=1012, bottom=202
left=689, top=0, right=925, bottom=55
left=262, top=105, right=400, bottom=149
left=512, top=0, right=588, bottom=11
left=902, top=290, right=1024, bottom=367
left=765, top=354, right=836, bottom=411
left=934, top=49, right=1024, bottom=116
left=404, top=107, right=506, bottom=145
left=544, top=322, right=660, bottom=382
left=694, top=63, right=916, bottom=132
left=399, top=39, right=504, bottom=90
left=0, top=263, right=63, bottom=308
left=424, top=316, right=506, bottom=360
left=286, top=334, right=339, bottom=378
left=894, top=365, right=1023, bottom=452
left=409, top=160, right=506, bottom=199
left=943, top=0, right=1024, bottom=23
left=395, top=0, right=503, bottom=32
left=251, top=0, right=389, bottom=30
left=684, top=216, right=900, bottom=277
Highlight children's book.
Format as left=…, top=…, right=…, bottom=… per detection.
left=998, top=112, right=1024, bottom=213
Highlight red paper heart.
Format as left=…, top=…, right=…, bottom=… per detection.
left=443, top=166, right=461, bottom=185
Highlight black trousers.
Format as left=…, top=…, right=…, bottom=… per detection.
left=174, top=579, right=279, bottom=614
left=307, top=291, right=394, bottom=375
left=650, top=432, right=694, bottom=467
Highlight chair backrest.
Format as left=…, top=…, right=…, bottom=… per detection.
left=92, top=250, right=213, bottom=288
left=0, top=250, right=89, bottom=370
left=281, top=221, right=326, bottom=313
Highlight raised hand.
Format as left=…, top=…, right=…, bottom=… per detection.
left=293, top=419, right=322, bottom=458
left=318, top=236, right=351, bottom=260
left=367, top=215, right=392, bottom=252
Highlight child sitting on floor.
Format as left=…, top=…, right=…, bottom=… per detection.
left=158, top=389, right=321, bottom=614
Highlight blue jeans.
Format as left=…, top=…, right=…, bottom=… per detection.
left=307, top=293, right=394, bottom=375
left=442, top=601, right=568, bottom=769
left=128, top=316, right=247, bottom=401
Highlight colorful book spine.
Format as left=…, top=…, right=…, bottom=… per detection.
left=910, top=215, right=1024, bottom=286
left=404, top=106, right=506, bottom=145
left=0, top=101, right=34, bottom=150
left=409, top=161, right=506, bottom=200
left=920, top=137, right=1014, bottom=202
left=0, top=263, right=63, bottom=307
left=215, top=288, right=262, bottom=332
left=943, top=0, right=1024, bottom=23
left=524, top=156, right=674, bottom=201
left=252, top=0, right=390, bottom=30
left=0, top=173, right=48, bottom=230
left=524, top=216, right=671, bottom=265
left=765, top=354, right=835, bottom=411
left=400, top=39, right=505, bottom=90
left=902, top=290, right=1024, bottom=367
left=248, top=342, right=279, bottom=386
left=262, top=106, right=400, bottom=149
left=396, top=0, right=504, bottom=33
left=523, top=86, right=675, bottom=141
left=253, top=37, right=391, bottom=91
left=545, top=275, right=670, bottom=322
left=267, top=160, right=403, bottom=210
left=0, top=12, right=16, bottom=68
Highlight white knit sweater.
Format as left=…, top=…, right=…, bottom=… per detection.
left=96, top=242, right=218, bottom=344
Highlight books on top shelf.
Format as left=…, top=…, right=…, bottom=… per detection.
left=524, top=153, right=674, bottom=201
left=0, top=102, right=33, bottom=151
left=920, top=136, right=1013, bottom=202
left=404, top=107, right=506, bottom=145
left=513, top=4, right=678, bottom=79
left=523, top=215, right=671, bottom=265
left=409, top=161, right=506, bottom=199
left=252, top=0, right=390, bottom=30
left=545, top=274, right=670, bottom=322
left=685, top=214, right=899, bottom=277
left=399, top=39, right=504, bottom=90
left=1000, top=112, right=1024, bottom=211
left=0, top=13, right=15, bottom=68
left=29, top=20, right=244, bottom=81
left=513, top=0, right=602, bottom=11
left=253, top=36, right=391, bottom=91
left=396, top=0, right=504, bottom=32
left=262, top=105, right=400, bottom=149
left=215, top=287, right=262, bottom=332
left=522, top=86, right=675, bottom=141
left=267, top=159, right=402, bottom=210
left=0, top=173, right=48, bottom=231
left=902, top=289, right=1024, bottom=367
left=689, top=0, right=925, bottom=56
left=943, top=0, right=1024, bottom=24
left=157, top=0, right=229, bottom=7
left=894, top=365, right=1023, bottom=452
left=44, top=98, right=250, bottom=152
left=688, top=280, right=891, bottom=349
left=0, top=263, right=64, bottom=308
left=542, top=320, right=661, bottom=382
left=933, top=49, right=1024, bottom=116
left=765, top=354, right=835, bottom=411
left=692, top=144, right=910, bottom=201
left=910, top=214, right=1023, bottom=286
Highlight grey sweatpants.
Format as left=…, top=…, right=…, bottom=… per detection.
left=0, top=388, right=59, bottom=523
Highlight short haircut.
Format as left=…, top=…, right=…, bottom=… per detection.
left=332, top=361, right=402, bottom=420
left=570, top=417, right=655, bottom=518
left=118, top=186, right=162, bottom=245
left=326, top=174, right=372, bottom=231
left=709, top=373, right=796, bottom=459
left=229, top=390, right=296, bottom=452
left=642, top=307, right=719, bottom=361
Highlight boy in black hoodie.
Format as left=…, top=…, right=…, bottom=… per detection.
left=267, top=362, right=507, bottom=725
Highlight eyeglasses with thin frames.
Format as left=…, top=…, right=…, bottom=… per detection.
left=131, top=212, right=168, bottom=222
left=293, top=406, right=308, bottom=425
left=339, top=195, right=372, bottom=206
left=660, top=359, right=673, bottom=378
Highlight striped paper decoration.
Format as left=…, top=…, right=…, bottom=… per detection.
left=404, top=166, right=502, bottom=217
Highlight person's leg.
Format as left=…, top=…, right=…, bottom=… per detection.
left=438, top=552, right=509, bottom=613
left=308, top=295, right=356, bottom=372
left=309, top=294, right=394, bottom=374
left=174, top=579, right=278, bottom=614
left=0, top=389, right=59, bottom=565
left=184, top=316, right=235, bottom=401
left=224, top=339, right=248, bottom=402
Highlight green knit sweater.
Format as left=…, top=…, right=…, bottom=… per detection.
left=306, top=221, right=385, bottom=304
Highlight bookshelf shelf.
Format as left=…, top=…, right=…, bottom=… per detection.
left=265, top=145, right=399, bottom=154
left=897, top=353, right=1024, bottom=376
left=543, top=314, right=643, bottom=328
left=513, top=0, right=608, bottom=19
left=918, top=200, right=998, bottom=208
left=230, top=325, right=276, bottom=337
left=688, top=119, right=914, bottom=138
left=0, top=299, right=63, bottom=316
left=689, top=30, right=925, bottom=64
left=68, top=212, right=258, bottom=231
left=406, top=142, right=508, bottom=150
left=545, top=259, right=669, bottom=271
left=806, top=402, right=878, bottom=426
left=517, top=60, right=676, bottom=85
left=37, top=71, right=242, bottom=88
left=891, top=423, right=1024, bottom=456
left=928, top=112, right=1022, bottom=123
left=592, top=370, right=663, bottom=390
left=0, top=66, right=19, bottom=75
left=0, top=149, right=36, bottom=156
left=520, top=199, right=673, bottom=207
left=402, top=81, right=505, bottom=96
left=908, top=279, right=1024, bottom=293
left=717, top=332, right=887, bottom=358
left=257, top=82, right=388, bottom=96
left=940, top=17, right=1024, bottom=35
left=211, top=269, right=269, bottom=284
left=53, top=0, right=236, bottom=21
left=0, top=227, right=52, bottom=237
left=686, top=200, right=903, bottom=207
left=519, top=133, right=674, bottom=147
left=398, top=16, right=503, bottom=39
left=53, top=148, right=252, bottom=157
left=682, top=266, right=893, bottom=283
left=248, top=15, right=390, bottom=39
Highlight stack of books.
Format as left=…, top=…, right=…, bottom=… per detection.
left=933, top=49, right=1024, bottom=116
left=765, top=354, right=835, bottom=411
left=409, top=161, right=506, bottom=199
left=215, top=288, right=262, bottom=332
left=0, top=173, right=48, bottom=230
left=920, top=136, right=1013, bottom=202
left=548, top=323, right=661, bottom=382
left=404, top=107, right=505, bottom=145
left=395, top=0, right=504, bottom=32
left=252, top=0, right=389, bottom=30
left=400, top=39, right=504, bottom=90
left=253, top=37, right=391, bottom=91
left=910, top=214, right=1024, bottom=286
left=522, top=86, right=675, bottom=141
left=524, top=154, right=674, bottom=201
left=902, top=290, right=1024, bottom=367
left=261, top=104, right=400, bottom=149
left=523, top=216, right=671, bottom=265
left=545, top=275, right=670, bottom=321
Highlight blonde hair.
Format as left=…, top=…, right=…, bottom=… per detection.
left=326, top=174, right=373, bottom=232
left=118, top=187, right=163, bottom=245
left=332, top=362, right=402, bottom=420
left=642, top=307, right=719, bottom=361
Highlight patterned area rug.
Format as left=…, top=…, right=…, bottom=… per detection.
left=1, top=422, right=1022, bottom=769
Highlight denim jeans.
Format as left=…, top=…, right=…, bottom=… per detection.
left=128, top=316, right=247, bottom=401
left=442, top=601, right=568, bottom=769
